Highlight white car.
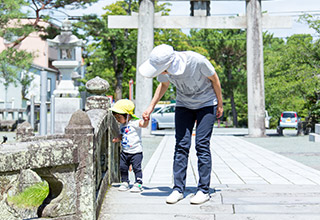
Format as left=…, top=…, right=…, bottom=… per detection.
left=151, top=104, right=175, bottom=129
left=279, top=111, right=299, bottom=129
left=277, top=111, right=300, bottom=135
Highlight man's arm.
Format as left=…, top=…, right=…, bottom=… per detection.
left=142, top=81, right=170, bottom=121
left=208, top=73, right=223, bottom=118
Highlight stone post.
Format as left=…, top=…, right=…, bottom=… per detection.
left=136, top=0, right=154, bottom=135
left=40, top=70, right=47, bottom=135
left=85, top=76, right=110, bottom=111
left=16, top=121, right=34, bottom=141
left=65, top=110, right=95, bottom=220
left=246, top=0, right=266, bottom=137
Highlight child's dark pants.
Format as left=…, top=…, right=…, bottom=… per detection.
left=120, top=151, right=143, bottom=184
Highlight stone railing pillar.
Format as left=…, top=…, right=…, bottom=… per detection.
left=65, top=110, right=95, bottom=220
left=16, top=121, right=34, bottom=141
left=85, top=76, right=110, bottom=111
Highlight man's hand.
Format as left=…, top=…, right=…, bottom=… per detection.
left=142, top=105, right=154, bottom=121
left=216, top=105, right=223, bottom=119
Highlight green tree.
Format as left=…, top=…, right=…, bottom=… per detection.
left=73, top=0, right=177, bottom=101
left=0, top=0, right=27, bottom=28
left=264, top=33, right=320, bottom=127
left=0, top=48, right=33, bottom=108
left=74, top=0, right=139, bottom=100
left=299, top=14, right=320, bottom=124
left=20, top=72, right=35, bottom=100
left=0, top=0, right=33, bottom=108
left=0, top=0, right=98, bottom=107
left=3, top=0, right=99, bottom=47
left=299, top=14, right=320, bottom=35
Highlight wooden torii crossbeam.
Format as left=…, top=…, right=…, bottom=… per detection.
left=108, top=0, right=292, bottom=137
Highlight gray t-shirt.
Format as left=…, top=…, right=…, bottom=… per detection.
left=157, top=51, right=217, bottom=109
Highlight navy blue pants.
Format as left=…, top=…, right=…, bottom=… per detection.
left=173, top=105, right=217, bottom=194
left=120, top=152, right=143, bottom=184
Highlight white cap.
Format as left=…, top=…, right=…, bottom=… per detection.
left=139, top=44, right=176, bottom=78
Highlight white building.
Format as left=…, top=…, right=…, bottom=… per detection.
left=0, top=19, right=83, bottom=117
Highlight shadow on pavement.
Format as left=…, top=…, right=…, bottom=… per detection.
left=141, top=186, right=218, bottom=198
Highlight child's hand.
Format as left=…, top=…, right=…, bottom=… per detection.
left=142, top=106, right=153, bottom=121
left=139, top=118, right=149, bottom=128
left=112, top=137, right=121, bottom=143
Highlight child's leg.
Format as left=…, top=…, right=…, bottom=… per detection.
left=120, top=151, right=130, bottom=183
left=131, top=152, right=143, bottom=184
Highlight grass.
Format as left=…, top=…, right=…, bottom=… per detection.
left=7, top=181, right=49, bottom=208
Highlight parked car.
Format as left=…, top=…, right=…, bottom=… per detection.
left=277, top=111, right=300, bottom=135
left=152, top=104, right=167, bottom=113
left=151, top=103, right=175, bottom=129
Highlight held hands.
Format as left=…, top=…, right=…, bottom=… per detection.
left=140, top=106, right=152, bottom=128
left=142, top=106, right=153, bottom=121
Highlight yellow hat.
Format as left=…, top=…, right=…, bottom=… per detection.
left=110, top=99, right=139, bottom=120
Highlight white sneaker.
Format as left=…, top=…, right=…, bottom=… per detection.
left=130, top=183, right=143, bottom=193
left=190, top=191, right=210, bottom=205
left=118, top=182, right=129, bottom=191
left=166, top=190, right=184, bottom=204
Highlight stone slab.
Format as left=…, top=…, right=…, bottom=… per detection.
left=54, top=97, right=81, bottom=134
left=235, top=204, right=320, bottom=214
left=215, top=214, right=320, bottom=220
left=309, top=133, right=320, bottom=142
left=99, top=134, right=320, bottom=219
left=99, top=213, right=216, bottom=220
left=315, top=124, right=320, bottom=134
left=223, top=196, right=320, bottom=205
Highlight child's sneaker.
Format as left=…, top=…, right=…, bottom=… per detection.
left=118, top=182, right=129, bottom=191
left=130, top=183, right=143, bottom=193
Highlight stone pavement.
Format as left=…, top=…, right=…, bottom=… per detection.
left=99, top=135, right=320, bottom=220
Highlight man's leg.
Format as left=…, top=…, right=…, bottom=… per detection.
left=195, top=105, right=217, bottom=194
left=173, top=107, right=196, bottom=193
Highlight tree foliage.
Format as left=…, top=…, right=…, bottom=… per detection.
left=0, top=0, right=97, bottom=105
left=73, top=0, right=178, bottom=101
left=264, top=32, right=320, bottom=127
left=0, top=48, right=33, bottom=103
left=0, top=0, right=27, bottom=28
left=73, top=1, right=139, bottom=100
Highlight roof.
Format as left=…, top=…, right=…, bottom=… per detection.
left=30, top=64, right=58, bottom=73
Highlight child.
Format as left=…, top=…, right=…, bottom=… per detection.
left=110, top=99, right=149, bottom=192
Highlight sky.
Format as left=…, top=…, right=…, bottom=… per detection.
left=60, top=0, right=320, bottom=38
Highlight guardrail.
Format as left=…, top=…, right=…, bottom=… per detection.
left=0, top=77, right=119, bottom=220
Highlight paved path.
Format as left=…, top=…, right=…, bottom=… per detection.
left=99, top=135, right=320, bottom=220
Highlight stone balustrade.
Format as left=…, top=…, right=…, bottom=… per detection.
left=0, top=77, right=120, bottom=220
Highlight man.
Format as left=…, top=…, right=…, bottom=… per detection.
left=139, top=44, right=223, bottom=205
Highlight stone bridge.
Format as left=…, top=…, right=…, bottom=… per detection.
left=0, top=77, right=120, bottom=220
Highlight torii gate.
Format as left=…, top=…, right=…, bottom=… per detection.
left=108, top=0, right=292, bottom=137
